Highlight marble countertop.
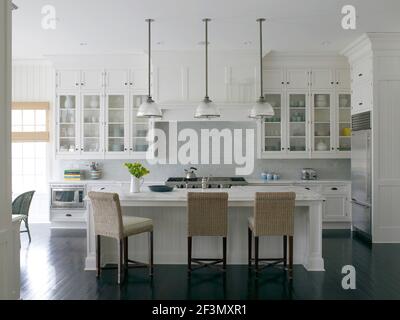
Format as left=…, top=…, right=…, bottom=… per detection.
left=85, top=185, right=326, bottom=203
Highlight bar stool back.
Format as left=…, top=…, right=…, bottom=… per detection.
left=88, top=192, right=154, bottom=284
left=248, top=192, right=296, bottom=279
left=187, top=192, right=228, bottom=273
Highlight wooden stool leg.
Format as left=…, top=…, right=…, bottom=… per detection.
left=124, top=237, right=128, bottom=272
left=283, top=236, right=288, bottom=267
left=149, top=231, right=154, bottom=277
left=188, top=237, right=192, bottom=274
left=223, top=237, right=227, bottom=270
left=289, top=236, right=294, bottom=280
left=255, top=236, right=259, bottom=274
left=118, top=239, right=124, bottom=285
left=248, top=228, right=252, bottom=266
left=96, top=235, right=101, bottom=278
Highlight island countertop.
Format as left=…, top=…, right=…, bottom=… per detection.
left=85, top=185, right=326, bottom=205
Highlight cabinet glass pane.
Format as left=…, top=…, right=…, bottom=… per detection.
left=132, top=95, right=149, bottom=152
left=107, top=95, right=125, bottom=152
left=82, top=95, right=101, bottom=153
left=264, top=94, right=282, bottom=152
left=59, top=95, right=77, bottom=153
left=314, top=94, right=330, bottom=151
left=289, top=94, right=306, bottom=151
left=338, top=94, right=352, bottom=151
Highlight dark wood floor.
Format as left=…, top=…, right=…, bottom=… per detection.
left=20, top=224, right=400, bottom=300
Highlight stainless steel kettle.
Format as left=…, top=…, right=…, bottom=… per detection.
left=185, top=167, right=198, bottom=179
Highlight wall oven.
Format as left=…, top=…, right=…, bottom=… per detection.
left=50, top=184, right=86, bottom=210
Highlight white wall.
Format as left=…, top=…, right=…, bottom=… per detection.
left=12, top=61, right=55, bottom=223
left=0, top=0, right=20, bottom=300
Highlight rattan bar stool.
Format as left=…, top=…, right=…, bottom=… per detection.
left=248, top=192, right=296, bottom=279
left=88, top=192, right=154, bottom=285
left=187, top=192, right=229, bottom=274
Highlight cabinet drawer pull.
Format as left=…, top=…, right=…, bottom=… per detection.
left=281, top=82, right=285, bottom=85
left=66, top=214, right=72, bottom=217
left=305, top=187, right=311, bottom=191
left=330, top=82, right=334, bottom=85
left=359, top=102, right=363, bottom=106
left=358, top=73, right=363, bottom=77
left=331, top=187, right=338, bottom=191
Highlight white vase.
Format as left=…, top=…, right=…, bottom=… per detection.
left=130, top=176, right=144, bottom=193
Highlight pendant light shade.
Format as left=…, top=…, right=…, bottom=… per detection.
left=249, top=18, right=274, bottom=120
left=137, top=19, right=162, bottom=119
left=195, top=18, right=220, bottom=119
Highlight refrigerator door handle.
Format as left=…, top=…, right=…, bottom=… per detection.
left=352, top=198, right=371, bottom=208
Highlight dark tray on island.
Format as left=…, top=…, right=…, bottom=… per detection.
left=148, top=185, right=174, bottom=192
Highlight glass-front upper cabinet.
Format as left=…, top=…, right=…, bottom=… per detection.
left=106, top=94, right=128, bottom=154
left=81, top=94, right=103, bottom=154
left=312, top=93, right=333, bottom=153
left=337, top=93, right=352, bottom=152
left=131, top=95, right=150, bottom=154
left=263, top=93, right=284, bottom=153
left=57, top=94, right=79, bottom=153
left=287, top=93, right=308, bottom=153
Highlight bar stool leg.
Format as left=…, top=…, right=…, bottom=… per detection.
left=255, top=236, right=259, bottom=274
left=118, top=239, right=124, bottom=285
left=283, top=236, right=288, bottom=267
left=289, top=236, right=294, bottom=280
left=188, top=237, right=192, bottom=275
left=124, top=237, right=128, bottom=273
left=149, top=231, right=154, bottom=277
left=248, top=228, right=252, bottom=266
left=96, top=235, right=101, bottom=278
left=223, top=237, right=227, bottom=270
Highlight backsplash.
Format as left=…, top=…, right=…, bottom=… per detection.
left=53, top=121, right=351, bottom=181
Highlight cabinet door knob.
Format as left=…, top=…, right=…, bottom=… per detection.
left=287, top=82, right=290, bottom=85
left=130, top=148, right=133, bottom=151
left=66, top=214, right=72, bottom=217
left=358, top=73, right=363, bottom=77
left=281, top=147, right=285, bottom=151
left=124, top=82, right=128, bottom=86
left=281, top=82, right=285, bottom=85
left=75, top=83, right=79, bottom=86
left=81, top=83, right=84, bottom=86
left=331, top=187, right=338, bottom=191
left=130, top=82, right=133, bottom=86
left=359, top=102, right=363, bottom=106
left=331, top=82, right=334, bottom=85
left=336, top=82, right=339, bottom=85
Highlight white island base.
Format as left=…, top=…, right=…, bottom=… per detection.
left=85, top=186, right=325, bottom=272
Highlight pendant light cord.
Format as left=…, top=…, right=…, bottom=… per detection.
left=148, top=19, right=152, bottom=98
left=203, top=18, right=210, bottom=100
left=258, top=18, right=265, bottom=100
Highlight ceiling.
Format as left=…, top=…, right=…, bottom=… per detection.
left=11, top=0, right=400, bottom=59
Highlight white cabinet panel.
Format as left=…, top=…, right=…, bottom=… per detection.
left=323, top=194, right=349, bottom=221
left=264, top=68, right=284, bottom=90
left=286, top=69, right=309, bottom=90
left=155, top=66, right=183, bottom=102
left=105, top=70, right=130, bottom=91
left=351, top=56, right=372, bottom=85
left=131, top=68, right=148, bottom=94
left=81, top=70, right=104, bottom=90
left=57, top=70, right=80, bottom=91
left=352, top=82, right=373, bottom=114
left=311, top=69, right=334, bottom=90
left=336, top=69, right=351, bottom=90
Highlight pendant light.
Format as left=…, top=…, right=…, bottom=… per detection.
left=195, top=18, right=220, bottom=119
left=249, top=18, right=274, bottom=119
left=137, top=19, right=162, bottom=119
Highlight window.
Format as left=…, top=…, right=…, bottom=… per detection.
left=12, top=102, right=50, bottom=142
left=12, top=102, right=50, bottom=223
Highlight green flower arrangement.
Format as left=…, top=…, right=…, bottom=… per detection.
left=124, top=163, right=150, bottom=179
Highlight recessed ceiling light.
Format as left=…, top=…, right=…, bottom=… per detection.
left=244, top=41, right=252, bottom=46
left=321, top=40, right=331, bottom=46
left=156, top=41, right=164, bottom=45
left=80, top=42, right=88, bottom=46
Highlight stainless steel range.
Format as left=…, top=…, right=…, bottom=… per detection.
left=166, top=177, right=248, bottom=189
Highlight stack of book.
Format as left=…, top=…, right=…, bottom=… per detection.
left=64, top=170, right=81, bottom=181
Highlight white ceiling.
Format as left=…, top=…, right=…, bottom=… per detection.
left=11, top=0, right=400, bottom=59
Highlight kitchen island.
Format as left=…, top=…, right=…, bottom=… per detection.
left=84, top=186, right=326, bottom=272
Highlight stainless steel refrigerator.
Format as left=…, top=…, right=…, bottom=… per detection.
left=351, top=111, right=372, bottom=241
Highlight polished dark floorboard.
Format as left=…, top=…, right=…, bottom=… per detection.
left=20, top=225, right=400, bottom=300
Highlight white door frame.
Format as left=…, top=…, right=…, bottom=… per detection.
left=0, top=0, right=21, bottom=300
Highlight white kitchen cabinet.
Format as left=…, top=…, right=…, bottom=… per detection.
left=351, top=56, right=373, bottom=86
left=351, top=81, right=373, bottom=114
left=130, top=68, right=148, bottom=95
left=105, top=69, right=131, bottom=91
left=286, top=69, right=310, bottom=90
left=311, top=91, right=335, bottom=155
left=56, top=93, right=81, bottom=155
left=81, top=70, right=104, bottom=90
left=56, top=70, right=81, bottom=91
left=80, top=93, right=104, bottom=155
left=105, top=93, right=129, bottom=157
left=311, top=69, right=334, bottom=90
left=287, top=92, right=310, bottom=156
left=335, top=92, right=352, bottom=154
left=56, top=69, right=104, bottom=91
left=264, top=68, right=285, bottom=90
left=323, top=194, right=349, bottom=221
left=336, top=69, right=351, bottom=90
